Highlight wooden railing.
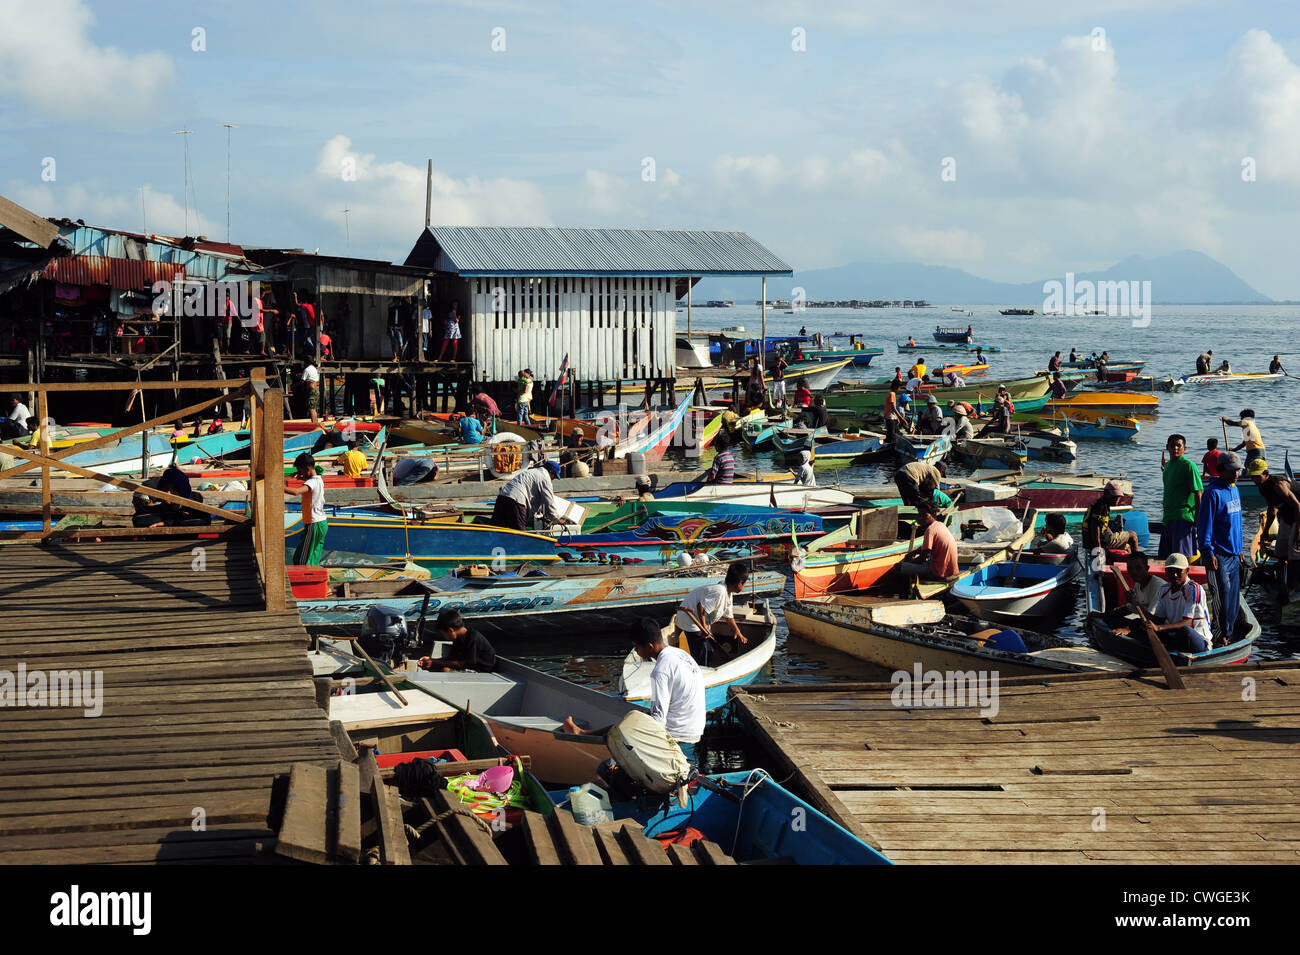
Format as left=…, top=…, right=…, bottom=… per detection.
left=0, top=371, right=287, bottom=611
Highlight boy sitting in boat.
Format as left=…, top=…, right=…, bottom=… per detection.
left=898, top=502, right=959, bottom=583
left=1082, top=480, right=1139, bottom=557
left=417, top=609, right=497, bottom=673
left=1086, top=551, right=1161, bottom=634
left=1037, top=512, right=1075, bottom=553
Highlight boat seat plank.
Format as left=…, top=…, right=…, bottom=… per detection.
left=274, top=763, right=333, bottom=865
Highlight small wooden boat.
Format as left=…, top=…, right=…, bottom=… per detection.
left=954, top=437, right=1027, bottom=469
left=933, top=327, right=974, bottom=343
left=651, top=482, right=855, bottom=510
left=785, top=595, right=1131, bottom=675
left=772, top=424, right=826, bottom=457
left=999, top=308, right=1035, bottom=315
left=1160, top=371, right=1284, bottom=388
left=810, top=432, right=885, bottom=464
left=897, top=342, right=1001, bottom=353
left=619, top=601, right=778, bottom=711
left=799, top=336, right=883, bottom=366
left=895, top=433, right=952, bottom=464
left=827, top=375, right=1050, bottom=413
left=631, top=769, right=893, bottom=865
left=1047, top=392, right=1159, bottom=414
left=950, top=555, right=1082, bottom=623
left=557, top=511, right=828, bottom=565
left=407, top=657, right=639, bottom=787
left=1084, top=558, right=1260, bottom=666
left=1015, top=409, right=1140, bottom=442
left=930, top=362, right=989, bottom=378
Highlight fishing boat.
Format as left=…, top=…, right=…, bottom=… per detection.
left=799, top=336, right=884, bottom=367
left=284, top=511, right=562, bottom=574
left=950, top=555, right=1082, bottom=624
left=772, top=424, right=827, bottom=458
left=999, top=308, right=1035, bottom=315
left=897, top=342, right=1000, bottom=353
left=895, top=433, right=952, bottom=464
left=740, top=413, right=779, bottom=451
left=785, top=596, right=1131, bottom=675
left=612, top=396, right=692, bottom=461
left=794, top=505, right=918, bottom=598
left=933, top=327, right=974, bottom=343
left=651, top=482, right=855, bottom=509
left=55, top=427, right=257, bottom=476
left=930, top=362, right=989, bottom=378
left=953, top=437, right=1027, bottom=470
left=619, top=601, right=778, bottom=711
left=1014, top=409, right=1140, bottom=442
left=1159, top=371, right=1284, bottom=389
left=406, top=658, right=639, bottom=787
left=1046, top=392, right=1159, bottom=414
left=825, top=375, right=1051, bottom=414
left=557, top=510, right=828, bottom=565
left=297, top=565, right=790, bottom=638
left=1084, top=558, right=1260, bottom=666
left=809, top=432, right=886, bottom=465
left=628, top=769, right=892, bottom=865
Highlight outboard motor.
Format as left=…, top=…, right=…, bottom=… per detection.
left=362, top=604, right=415, bottom=666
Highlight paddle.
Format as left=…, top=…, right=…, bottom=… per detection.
left=341, top=636, right=410, bottom=705
left=1113, top=567, right=1185, bottom=690
left=683, top=605, right=734, bottom=664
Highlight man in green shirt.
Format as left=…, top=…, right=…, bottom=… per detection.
left=1159, top=433, right=1202, bottom=560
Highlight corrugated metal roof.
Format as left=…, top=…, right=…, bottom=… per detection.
left=41, top=256, right=185, bottom=289
left=418, top=227, right=792, bottom=277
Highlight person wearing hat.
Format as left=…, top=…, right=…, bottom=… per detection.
left=917, top=394, right=945, bottom=435
left=285, top=453, right=328, bottom=565
left=1197, top=452, right=1244, bottom=640
left=1249, top=457, right=1300, bottom=601
left=491, top=460, right=569, bottom=531
left=1142, top=552, right=1212, bottom=653
left=1081, top=480, right=1139, bottom=556
left=1158, top=433, right=1202, bottom=561
left=1222, top=409, right=1265, bottom=467
left=949, top=400, right=974, bottom=439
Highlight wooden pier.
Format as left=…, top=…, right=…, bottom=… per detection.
left=731, top=662, right=1300, bottom=864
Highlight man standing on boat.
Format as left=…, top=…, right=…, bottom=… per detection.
left=1143, top=553, right=1211, bottom=654
left=771, top=353, right=788, bottom=407
left=491, top=460, right=569, bottom=531
left=1197, top=453, right=1244, bottom=642
left=1196, top=349, right=1213, bottom=375
left=894, top=459, right=945, bottom=507
left=285, top=453, right=328, bottom=566
left=1222, top=409, right=1266, bottom=468
left=674, top=562, right=750, bottom=667
left=1048, top=351, right=1061, bottom=372
left=1158, top=434, right=1202, bottom=560
left=1248, top=458, right=1300, bottom=603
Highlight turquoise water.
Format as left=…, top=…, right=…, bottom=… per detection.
left=508, top=304, right=1300, bottom=689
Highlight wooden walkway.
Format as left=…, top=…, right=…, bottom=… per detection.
left=0, top=533, right=338, bottom=863
left=731, top=662, right=1300, bottom=864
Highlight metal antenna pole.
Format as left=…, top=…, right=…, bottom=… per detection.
left=173, top=130, right=195, bottom=234
left=220, top=124, right=238, bottom=242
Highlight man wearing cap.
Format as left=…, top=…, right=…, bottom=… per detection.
left=491, top=460, right=570, bottom=531
left=1158, top=434, right=1202, bottom=560
left=285, top=453, right=328, bottom=565
left=1249, top=458, right=1300, bottom=601
left=1144, top=552, right=1212, bottom=653
left=918, top=394, right=945, bottom=435
left=1197, top=452, right=1244, bottom=641
left=1082, top=480, right=1139, bottom=556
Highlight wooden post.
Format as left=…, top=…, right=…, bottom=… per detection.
left=37, top=389, right=50, bottom=533
left=686, top=277, right=692, bottom=337
left=262, top=374, right=286, bottom=613
left=761, top=276, right=767, bottom=370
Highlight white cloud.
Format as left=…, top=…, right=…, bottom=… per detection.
left=0, top=0, right=175, bottom=122
left=895, top=225, right=986, bottom=264
left=5, top=181, right=220, bottom=238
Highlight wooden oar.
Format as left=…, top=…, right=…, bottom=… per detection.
left=683, top=605, right=733, bottom=664
left=341, top=636, right=410, bottom=705
left=1114, top=567, right=1185, bottom=690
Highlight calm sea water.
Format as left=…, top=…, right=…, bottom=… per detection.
left=509, top=304, right=1300, bottom=689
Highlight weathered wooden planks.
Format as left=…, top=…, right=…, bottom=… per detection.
left=731, top=662, right=1300, bottom=865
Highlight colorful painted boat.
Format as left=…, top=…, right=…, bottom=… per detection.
left=785, top=595, right=1131, bottom=675
left=950, top=557, right=1082, bottom=623
left=1014, top=409, right=1140, bottom=442
left=651, top=482, right=855, bottom=509
left=794, top=506, right=915, bottom=598
left=895, top=433, right=952, bottom=464
left=1046, top=392, right=1159, bottom=414
left=297, top=567, right=789, bottom=638
left=614, top=396, right=692, bottom=461
left=619, top=601, right=778, bottom=712
left=629, top=770, right=893, bottom=865
left=826, top=375, right=1050, bottom=413
left=930, top=362, right=989, bottom=378
left=810, top=432, right=885, bottom=464
left=283, top=511, right=561, bottom=573
left=1085, top=558, right=1260, bottom=666
left=954, top=437, right=1027, bottom=470
left=800, top=339, right=884, bottom=366
left=897, top=342, right=1000, bottom=353
left=56, top=428, right=255, bottom=476
left=1160, top=371, right=1283, bottom=389
left=557, top=511, right=826, bottom=565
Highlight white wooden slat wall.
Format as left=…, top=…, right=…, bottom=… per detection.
left=469, top=275, right=677, bottom=383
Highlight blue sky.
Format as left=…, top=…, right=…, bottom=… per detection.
left=3, top=0, right=1299, bottom=298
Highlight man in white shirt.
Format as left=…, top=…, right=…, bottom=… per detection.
left=300, top=362, right=321, bottom=426
left=675, top=563, right=749, bottom=666
left=793, top=449, right=815, bottom=486
left=8, top=395, right=32, bottom=424
left=1142, top=552, right=1211, bottom=653
left=491, top=461, right=572, bottom=531
left=1087, top=551, right=1161, bottom=632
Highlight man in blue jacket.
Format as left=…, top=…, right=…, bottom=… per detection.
left=1197, top=452, right=1244, bottom=642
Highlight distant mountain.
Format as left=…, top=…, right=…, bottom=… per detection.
left=691, top=250, right=1272, bottom=305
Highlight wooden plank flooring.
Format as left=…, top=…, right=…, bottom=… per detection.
left=0, top=534, right=337, bottom=863
left=731, top=662, right=1300, bottom=864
